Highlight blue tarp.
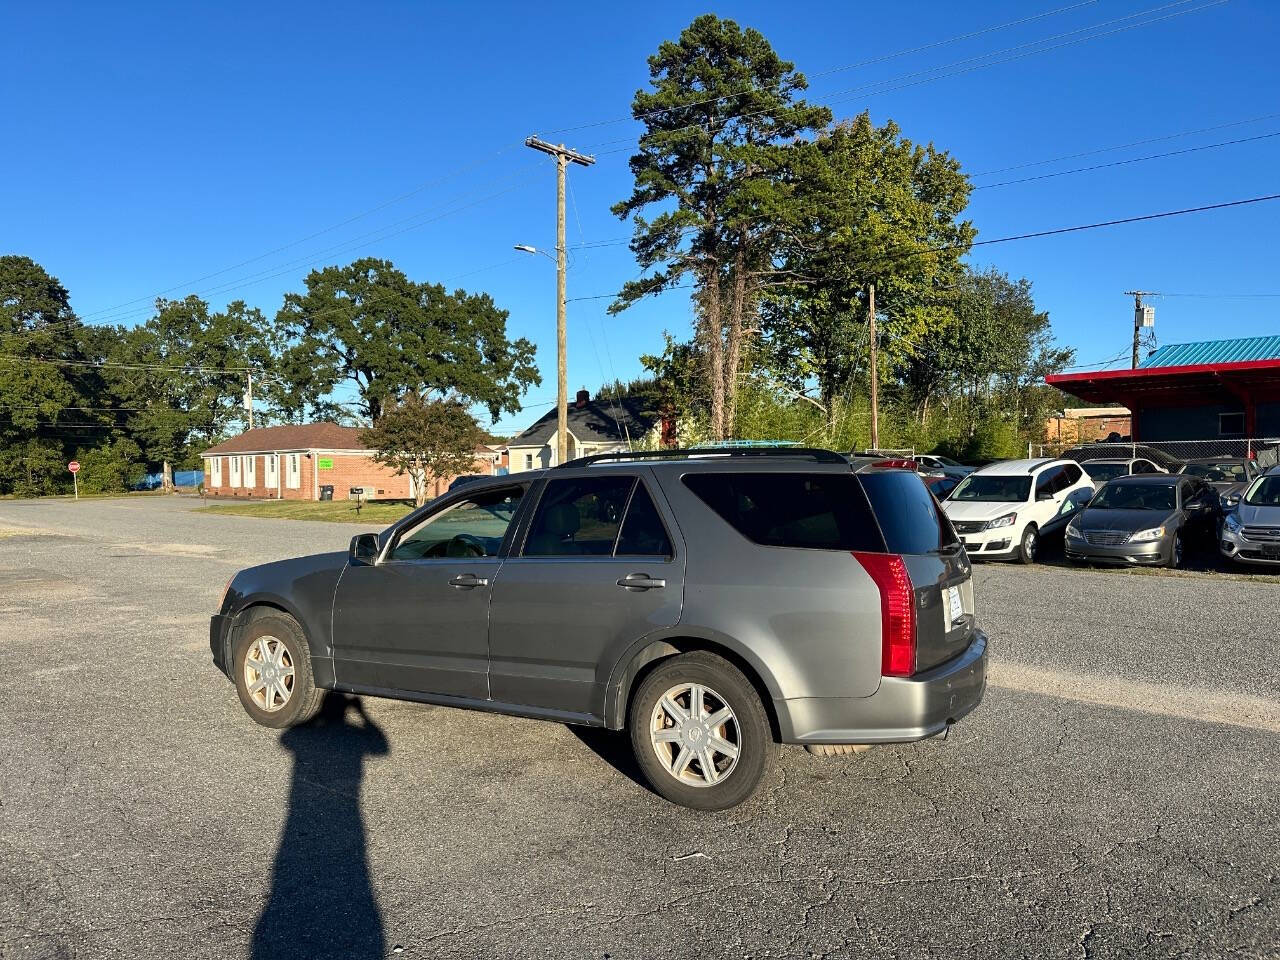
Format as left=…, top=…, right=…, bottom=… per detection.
left=133, top=470, right=204, bottom=490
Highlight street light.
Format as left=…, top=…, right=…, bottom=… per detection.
left=515, top=242, right=569, bottom=464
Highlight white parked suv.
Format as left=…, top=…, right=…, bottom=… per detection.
left=942, top=458, right=1095, bottom=563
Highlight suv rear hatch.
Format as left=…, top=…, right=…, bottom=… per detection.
left=855, top=468, right=975, bottom=673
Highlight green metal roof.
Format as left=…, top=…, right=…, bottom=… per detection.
left=1139, top=336, right=1280, bottom=368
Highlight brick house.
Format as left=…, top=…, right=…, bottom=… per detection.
left=201, top=423, right=500, bottom=501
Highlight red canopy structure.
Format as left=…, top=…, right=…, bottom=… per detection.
left=1047, top=358, right=1280, bottom=441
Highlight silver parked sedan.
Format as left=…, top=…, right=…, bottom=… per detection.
left=1219, top=467, right=1280, bottom=567
left=1065, top=474, right=1220, bottom=568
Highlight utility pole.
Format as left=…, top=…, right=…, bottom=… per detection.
left=868, top=282, right=879, bottom=451
left=245, top=371, right=255, bottom=430
left=1124, top=291, right=1157, bottom=368
left=525, top=136, right=595, bottom=465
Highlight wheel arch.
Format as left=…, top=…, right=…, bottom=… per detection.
left=226, top=596, right=336, bottom=689
left=603, top=631, right=783, bottom=741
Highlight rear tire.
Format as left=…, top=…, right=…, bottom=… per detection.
left=628, top=651, right=773, bottom=810
left=232, top=610, right=324, bottom=729
left=1017, top=524, right=1039, bottom=565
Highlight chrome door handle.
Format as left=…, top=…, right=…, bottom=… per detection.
left=617, top=574, right=666, bottom=591
left=449, top=574, right=489, bottom=589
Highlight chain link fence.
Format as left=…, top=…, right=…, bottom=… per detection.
left=1031, top=437, right=1280, bottom=471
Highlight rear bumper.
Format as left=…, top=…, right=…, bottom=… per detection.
left=775, top=630, right=988, bottom=744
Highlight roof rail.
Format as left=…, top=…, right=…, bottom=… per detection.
left=556, top=446, right=848, bottom=469
left=1026, top=457, right=1055, bottom=473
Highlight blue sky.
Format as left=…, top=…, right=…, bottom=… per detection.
left=5, top=0, right=1279, bottom=434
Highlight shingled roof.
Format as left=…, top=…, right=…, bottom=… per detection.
left=507, top=391, right=658, bottom=447
left=202, top=422, right=365, bottom=456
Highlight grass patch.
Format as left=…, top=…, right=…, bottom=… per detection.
left=199, top=498, right=414, bottom=525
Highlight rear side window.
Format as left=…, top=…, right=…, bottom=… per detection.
left=522, top=476, right=674, bottom=558
left=859, top=471, right=958, bottom=555
left=682, top=472, right=883, bottom=552
left=524, top=476, right=632, bottom=556
left=615, top=483, right=674, bottom=557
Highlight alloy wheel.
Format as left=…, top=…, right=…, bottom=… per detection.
left=649, top=682, right=741, bottom=787
left=244, top=636, right=294, bottom=712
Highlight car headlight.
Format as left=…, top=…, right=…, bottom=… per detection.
left=1130, top=526, right=1166, bottom=542
left=1065, top=522, right=1082, bottom=539
left=986, top=512, right=1017, bottom=530
left=1224, top=513, right=1242, bottom=532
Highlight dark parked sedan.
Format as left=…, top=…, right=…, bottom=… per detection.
left=1064, top=474, right=1220, bottom=568
left=1178, top=457, right=1260, bottom=511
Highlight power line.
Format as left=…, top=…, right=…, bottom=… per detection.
left=90, top=166, right=544, bottom=327
left=544, top=0, right=1100, bottom=136
left=970, top=111, right=1280, bottom=176
left=973, top=130, right=1280, bottom=189
left=78, top=141, right=525, bottom=321
left=580, top=0, right=1225, bottom=155
left=1156, top=291, right=1280, bottom=298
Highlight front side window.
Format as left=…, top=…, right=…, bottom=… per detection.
left=391, top=487, right=524, bottom=560
left=950, top=474, right=1032, bottom=503
left=523, top=476, right=634, bottom=556
left=682, top=472, right=883, bottom=552
left=1035, top=467, right=1063, bottom=498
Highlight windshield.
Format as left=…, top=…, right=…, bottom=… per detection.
left=1181, top=461, right=1246, bottom=482
left=1243, top=476, right=1280, bottom=506
left=949, top=474, right=1031, bottom=503
left=1083, top=462, right=1127, bottom=482
left=1089, top=483, right=1176, bottom=511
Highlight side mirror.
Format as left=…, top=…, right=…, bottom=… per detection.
left=349, top=533, right=380, bottom=565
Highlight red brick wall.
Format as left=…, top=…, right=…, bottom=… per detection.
left=203, top=451, right=496, bottom=501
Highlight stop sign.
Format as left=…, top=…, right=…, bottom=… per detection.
left=68, top=461, right=80, bottom=474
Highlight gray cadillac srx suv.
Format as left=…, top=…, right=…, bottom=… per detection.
left=210, top=448, right=988, bottom=809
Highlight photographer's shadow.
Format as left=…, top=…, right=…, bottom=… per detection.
left=252, top=693, right=389, bottom=960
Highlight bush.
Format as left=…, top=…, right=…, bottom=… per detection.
left=74, top=438, right=144, bottom=494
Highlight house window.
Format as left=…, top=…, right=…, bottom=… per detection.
left=244, top=455, right=256, bottom=488
left=1219, top=412, right=1246, bottom=437
left=525, top=453, right=534, bottom=470
left=229, top=455, right=242, bottom=487
left=286, top=454, right=301, bottom=489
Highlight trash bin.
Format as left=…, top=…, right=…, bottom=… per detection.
left=319, top=485, right=334, bottom=501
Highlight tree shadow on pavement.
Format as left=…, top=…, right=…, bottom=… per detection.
left=252, top=693, right=388, bottom=960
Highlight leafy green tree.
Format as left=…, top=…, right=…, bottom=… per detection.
left=611, top=14, right=830, bottom=439
left=360, top=395, right=485, bottom=507
left=764, top=113, right=974, bottom=413
left=277, top=258, right=539, bottom=423
left=0, top=256, right=83, bottom=494
left=74, top=436, right=144, bottom=493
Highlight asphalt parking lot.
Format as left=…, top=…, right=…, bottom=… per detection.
left=1, top=497, right=1277, bottom=960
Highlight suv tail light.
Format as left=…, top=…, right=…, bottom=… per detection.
left=873, top=459, right=917, bottom=471
left=852, top=552, right=916, bottom=677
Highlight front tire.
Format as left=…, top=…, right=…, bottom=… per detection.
left=1166, top=533, right=1184, bottom=569
left=628, top=651, right=773, bottom=810
left=232, top=610, right=324, bottom=729
left=1017, top=524, right=1039, bottom=565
